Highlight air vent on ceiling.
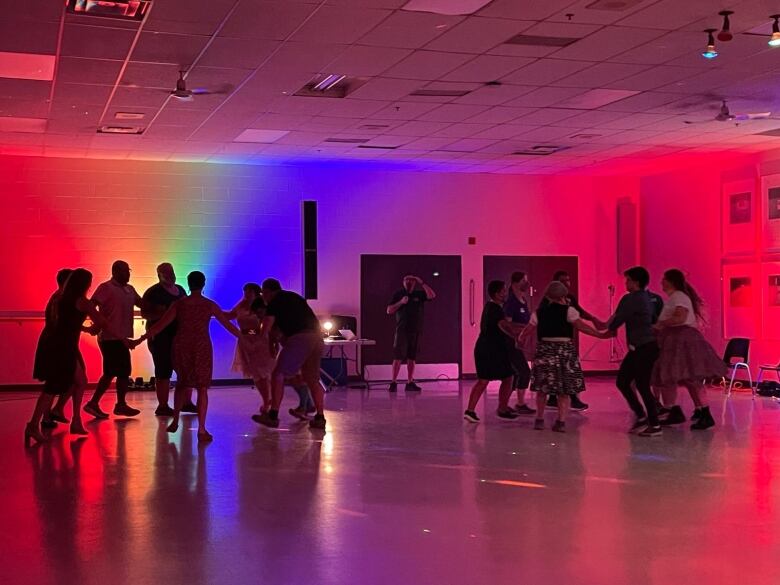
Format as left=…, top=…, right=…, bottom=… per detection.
left=505, top=34, right=579, bottom=47
left=570, top=133, right=602, bottom=139
left=114, top=112, right=145, bottom=120
left=585, top=0, right=645, bottom=11
left=324, top=137, right=370, bottom=144
left=358, top=144, right=399, bottom=150
left=294, top=74, right=368, bottom=99
left=66, top=0, right=150, bottom=20
left=98, top=125, right=144, bottom=134
left=513, top=145, right=569, bottom=156
left=358, top=124, right=391, bottom=130
left=755, top=128, right=780, bottom=137
left=410, top=88, right=472, bottom=97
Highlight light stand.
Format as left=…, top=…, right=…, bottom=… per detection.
left=581, top=284, right=625, bottom=363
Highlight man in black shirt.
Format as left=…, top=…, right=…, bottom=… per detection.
left=542, top=270, right=605, bottom=411
left=386, top=275, right=436, bottom=392
left=597, top=266, right=661, bottom=436
left=141, top=262, right=189, bottom=416
left=256, top=278, right=326, bottom=430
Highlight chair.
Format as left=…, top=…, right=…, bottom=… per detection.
left=722, top=338, right=753, bottom=397
left=756, top=361, right=780, bottom=389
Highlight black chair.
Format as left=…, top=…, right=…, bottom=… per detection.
left=722, top=338, right=752, bottom=397
left=756, top=360, right=780, bottom=390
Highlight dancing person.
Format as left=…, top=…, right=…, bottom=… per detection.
left=521, top=281, right=601, bottom=433
left=84, top=260, right=142, bottom=419
left=141, top=262, right=189, bottom=416
left=651, top=269, right=726, bottom=430
left=287, top=374, right=315, bottom=419
left=597, top=266, right=662, bottom=437
left=541, top=270, right=605, bottom=412
left=139, top=271, right=240, bottom=442
left=503, top=271, right=534, bottom=415
left=255, top=278, right=326, bottom=430
left=464, top=280, right=518, bottom=423
left=386, top=275, right=436, bottom=392
left=226, top=284, right=276, bottom=417
left=27, top=269, right=134, bottom=444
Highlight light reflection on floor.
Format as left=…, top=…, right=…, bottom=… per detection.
left=1, top=379, right=779, bottom=585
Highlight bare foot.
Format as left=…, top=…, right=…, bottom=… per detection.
left=167, top=421, right=179, bottom=433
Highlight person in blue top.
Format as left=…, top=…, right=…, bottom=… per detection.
left=502, top=271, right=535, bottom=415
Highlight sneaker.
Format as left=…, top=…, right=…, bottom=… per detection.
left=639, top=425, right=663, bottom=437
left=113, top=403, right=140, bottom=417
left=41, top=418, right=58, bottom=430
left=570, top=396, right=589, bottom=412
left=463, top=410, right=480, bottom=423
left=552, top=420, right=566, bottom=433
left=309, top=414, right=327, bottom=430
left=181, top=402, right=198, bottom=414
left=657, top=405, right=671, bottom=417
left=660, top=405, right=686, bottom=426
left=546, top=395, right=558, bottom=408
left=288, top=407, right=309, bottom=421
left=154, top=405, right=174, bottom=417
left=388, top=382, right=398, bottom=392
left=690, top=407, right=715, bottom=430
left=533, top=418, right=545, bottom=430
left=629, top=417, right=648, bottom=434
left=514, top=404, right=536, bottom=415
left=252, top=412, right=279, bottom=428
left=405, top=382, right=422, bottom=392
left=305, top=405, right=317, bottom=415
left=691, top=408, right=702, bottom=422
left=84, top=402, right=109, bottom=419
left=497, top=408, right=519, bottom=420
left=49, top=411, right=69, bottom=424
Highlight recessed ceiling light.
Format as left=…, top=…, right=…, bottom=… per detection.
left=585, top=0, right=644, bottom=10
left=0, top=52, right=55, bottom=81
left=403, top=0, right=492, bottom=15
left=505, top=34, right=579, bottom=47
left=294, top=74, right=367, bottom=99
left=98, top=125, right=144, bottom=134
left=234, top=129, right=290, bottom=143
left=115, top=112, right=145, bottom=120
left=66, top=0, right=150, bottom=21
left=410, top=88, right=471, bottom=97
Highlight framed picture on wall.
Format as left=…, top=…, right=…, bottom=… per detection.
left=761, top=262, right=780, bottom=340
left=722, top=262, right=760, bottom=339
left=761, top=174, right=780, bottom=252
left=722, top=179, right=756, bottom=256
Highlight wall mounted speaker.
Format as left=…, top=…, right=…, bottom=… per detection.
left=302, top=200, right=317, bottom=299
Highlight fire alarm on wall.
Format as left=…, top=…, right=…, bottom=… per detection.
left=468, top=237, right=476, bottom=245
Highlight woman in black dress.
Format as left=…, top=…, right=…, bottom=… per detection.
left=464, top=280, right=518, bottom=423
left=27, top=268, right=131, bottom=445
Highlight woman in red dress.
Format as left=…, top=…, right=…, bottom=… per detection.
left=140, top=271, right=240, bottom=442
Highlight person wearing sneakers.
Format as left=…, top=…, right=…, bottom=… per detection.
left=141, top=262, right=190, bottom=417
left=651, top=269, right=726, bottom=430
left=503, top=271, right=535, bottom=415
left=596, top=266, right=662, bottom=437
left=386, top=275, right=436, bottom=392
left=464, top=280, right=517, bottom=423
left=540, top=270, right=605, bottom=412
left=254, top=279, right=327, bottom=430
left=84, top=260, right=143, bottom=420
left=521, top=281, right=601, bottom=433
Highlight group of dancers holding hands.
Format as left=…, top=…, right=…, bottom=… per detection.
left=465, top=267, right=727, bottom=435
left=26, top=261, right=327, bottom=446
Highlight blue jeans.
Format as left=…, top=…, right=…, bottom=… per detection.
left=292, top=384, right=314, bottom=411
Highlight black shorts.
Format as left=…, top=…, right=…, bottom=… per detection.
left=393, top=327, right=420, bottom=361
left=98, top=340, right=132, bottom=379
left=148, top=332, right=175, bottom=379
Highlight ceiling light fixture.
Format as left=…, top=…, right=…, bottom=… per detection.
left=313, top=74, right=346, bottom=92
left=702, top=29, right=718, bottom=59
left=769, top=15, right=780, bottom=46
left=717, top=11, right=734, bottom=42
left=66, top=0, right=150, bottom=21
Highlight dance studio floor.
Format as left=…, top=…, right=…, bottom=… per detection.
left=1, top=379, right=779, bottom=585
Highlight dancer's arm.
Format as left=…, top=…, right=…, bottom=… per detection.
left=212, top=302, right=240, bottom=338
left=143, top=304, right=178, bottom=340
left=656, top=306, right=689, bottom=328
left=77, top=298, right=129, bottom=344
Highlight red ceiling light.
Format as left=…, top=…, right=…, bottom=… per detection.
left=65, top=0, right=150, bottom=21
left=717, top=10, right=734, bottom=42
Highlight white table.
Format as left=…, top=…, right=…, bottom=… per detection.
left=321, top=338, right=376, bottom=390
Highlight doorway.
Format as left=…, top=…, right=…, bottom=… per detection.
left=482, top=255, right=579, bottom=310
left=360, top=254, right=462, bottom=378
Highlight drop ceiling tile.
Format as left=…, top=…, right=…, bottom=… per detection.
left=598, top=91, right=681, bottom=113
left=152, top=107, right=213, bottom=127
left=0, top=21, right=59, bottom=55
left=431, top=122, right=494, bottom=138
left=440, top=138, right=499, bottom=152
left=146, top=0, right=235, bottom=33
left=466, top=106, right=535, bottom=124
left=503, top=86, right=586, bottom=108
left=198, top=37, right=280, bottom=70
left=424, top=17, right=535, bottom=54
left=142, top=125, right=194, bottom=140
left=502, top=59, right=594, bottom=86
left=477, top=0, right=588, bottom=20
left=552, top=62, right=649, bottom=88
left=606, top=65, right=695, bottom=91
left=607, top=30, right=704, bottom=66
left=111, top=87, right=170, bottom=109
left=452, top=83, right=536, bottom=106
left=53, top=82, right=113, bottom=105
left=551, top=110, right=632, bottom=128
left=391, top=120, right=453, bottom=135
left=220, top=2, right=320, bottom=40
left=618, top=0, right=727, bottom=30
left=0, top=97, right=48, bottom=118
left=0, top=52, right=56, bottom=81
left=552, top=26, right=662, bottom=62
left=325, top=46, right=413, bottom=76
left=547, top=0, right=655, bottom=25
left=597, top=112, right=679, bottom=130
left=404, top=136, right=456, bottom=150
left=556, top=89, right=640, bottom=109
left=416, top=103, right=490, bottom=122
left=290, top=6, right=392, bottom=44
left=512, top=108, right=580, bottom=125
left=348, top=77, right=427, bottom=101
left=358, top=11, right=463, bottom=49
left=442, top=55, right=534, bottom=83
left=57, top=57, right=123, bottom=85
left=382, top=50, right=474, bottom=80
left=61, top=24, right=136, bottom=60
left=314, top=99, right=390, bottom=119
left=131, top=32, right=210, bottom=66
left=121, top=62, right=182, bottom=89
left=258, top=42, right=348, bottom=77
left=0, top=78, right=51, bottom=101
left=0, top=117, right=46, bottom=133
left=469, top=123, right=539, bottom=139
left=373, top=101, right=442, bottom=119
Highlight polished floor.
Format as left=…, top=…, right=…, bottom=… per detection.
left=1, top=379, right=779, bottom=585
